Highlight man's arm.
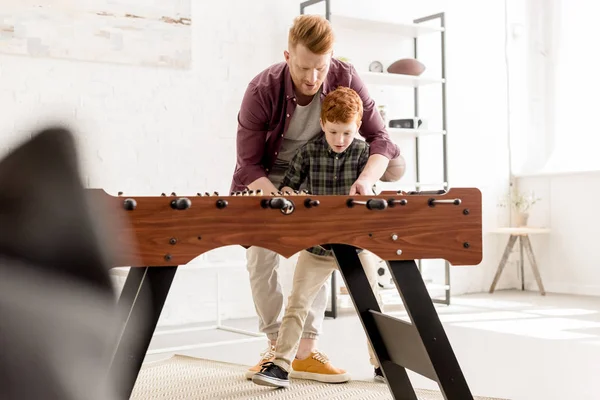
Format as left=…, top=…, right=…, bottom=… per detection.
left=348, top=65, right=401, bottom=194
left=233, top=83, right=278, bottom=194
left=279, top=148, right=308, bottom=193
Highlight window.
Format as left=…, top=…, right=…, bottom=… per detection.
left=538, top=0, right=600, bottom=174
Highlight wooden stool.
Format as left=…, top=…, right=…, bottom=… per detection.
left=489, top=227, right=550, bottom=295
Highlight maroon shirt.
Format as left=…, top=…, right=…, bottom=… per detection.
left=230, top=57, right=400, bottom=192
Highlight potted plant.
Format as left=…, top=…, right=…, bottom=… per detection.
left=498, top=189, right=541, bottom=227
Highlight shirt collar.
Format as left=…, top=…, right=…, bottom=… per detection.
left=321, top=68, right=333, bottom=97
left=284, top=64, right=295, bottom=99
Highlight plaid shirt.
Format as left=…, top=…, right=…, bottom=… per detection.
left=279, top=134, right=369, bottom=256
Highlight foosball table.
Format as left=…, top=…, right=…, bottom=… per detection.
left=95, top=187, right=483, bottom=400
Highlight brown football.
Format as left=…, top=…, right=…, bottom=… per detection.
left=387, top=58, right=426, bottom=76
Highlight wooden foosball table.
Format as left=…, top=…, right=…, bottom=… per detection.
left=0, top=125, right=483, bottom=400
left=96, top=186, right=483, bottom=400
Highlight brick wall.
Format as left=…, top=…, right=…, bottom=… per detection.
left=0, top=0, right=298, bottom=327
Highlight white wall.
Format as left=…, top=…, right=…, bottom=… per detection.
left=516, top=173, right=600, bottom=296
left=294, top=0, right=516, bottom=296
left=504, top=1, right=600, bottom=298
left=0, top=0, right=299, bottom=327
left=1, top=0, right=518, bottom=327
left=431, top=0, right=512, bottom=294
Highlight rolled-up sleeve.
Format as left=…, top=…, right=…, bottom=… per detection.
left=233, top=84, right=269, bottom=187
left=349, top=65, right=401, bottom=160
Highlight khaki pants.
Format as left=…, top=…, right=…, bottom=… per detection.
left=273, top=249, right=384, bottom=371
left=246, top=246, right=328, bottom=341
left=245, top=169, right=328, bottom=341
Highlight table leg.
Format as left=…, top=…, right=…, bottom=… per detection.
left=331, top=244, right=419, bottom=399
left=519, top=236, right=524, bottom=291
left=489, top=235, right=518, bottom=293
left=109, top=266, right=178, bottom=399
left=523, top=236, right=546, bottom=295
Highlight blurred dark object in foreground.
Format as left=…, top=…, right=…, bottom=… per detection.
left=0, top=127, right=143, bottom=399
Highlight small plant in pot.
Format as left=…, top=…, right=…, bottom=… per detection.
left=498, top=189, right=541, bottom=227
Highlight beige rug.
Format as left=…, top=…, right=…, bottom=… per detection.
left=132, top=355, right=507, bottom=400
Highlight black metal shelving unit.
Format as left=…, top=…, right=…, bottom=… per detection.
left=299, top=0, right=450, bottom=317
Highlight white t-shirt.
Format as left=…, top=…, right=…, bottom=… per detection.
left=270, top=89, right=322, bottom=186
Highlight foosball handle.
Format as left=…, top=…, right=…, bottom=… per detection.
left=171, top=197, right=192, bottom=210
left=304, top=198, right=320, bottom=208
left=261, top=197, right=293, bottom=210
left=346, top=198, right=388, bottom=210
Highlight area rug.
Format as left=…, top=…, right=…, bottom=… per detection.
left=131, top=355, right=507, bottom=400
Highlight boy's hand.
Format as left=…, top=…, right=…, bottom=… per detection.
left=352, top=154, right=388, bottom=195
left=280, top=186, right=295, bottom=195
left=349, top=178, right=375, bottom=195
left=278, top=186, right=308, bottom=196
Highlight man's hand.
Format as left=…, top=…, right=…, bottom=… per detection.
left=349, top=178, right=375, bottom=195
left=248, top=177, right=279, bottom=195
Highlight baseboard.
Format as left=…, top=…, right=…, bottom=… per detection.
left=530, top=281, right=600, bottom=297
left=109, top=260, right=247, bottom=274
left=109, top=259, right=258, bottom=326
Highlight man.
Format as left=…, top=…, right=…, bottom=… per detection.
left=230, top=14, right=401, bottom=382
left=251, top=86, right=387, bottom=388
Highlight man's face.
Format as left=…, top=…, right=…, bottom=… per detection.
left=321, top=118, right=361, bottom=153
left=284, top=43, right=332, bottom=98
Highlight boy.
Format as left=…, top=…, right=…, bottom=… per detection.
left=251, top=86, right=386, bottom=388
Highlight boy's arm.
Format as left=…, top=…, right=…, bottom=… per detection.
left=356, top=145, right=375, bottom=194
left=279, top=148, right=308, bottom=193
left=357, top=144, right=370, bottom=176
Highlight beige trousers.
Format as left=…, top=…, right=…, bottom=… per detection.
left=273, top=249, right=384, bottom=372
left=246, top=246, right=328, bottom=340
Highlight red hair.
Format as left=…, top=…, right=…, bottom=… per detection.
left=321, top=87, right=363, bottom=124
left=288, top=15, right=335, bottom=54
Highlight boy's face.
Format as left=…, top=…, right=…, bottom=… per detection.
left=321, top=118, right=362, bottom=153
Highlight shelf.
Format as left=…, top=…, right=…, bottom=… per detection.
left=316, top=6, right=451, bottom=311
left=359, top=71, right=444, bottom=87
left=388, top=128, right=446, bottom=137
left=330, top=14, right=444, bottom=37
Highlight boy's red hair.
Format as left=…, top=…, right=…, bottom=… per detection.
left=321, top=87, right=363, bottom=124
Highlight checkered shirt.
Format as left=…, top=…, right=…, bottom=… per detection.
left=279, top=134, right=370, bottom=256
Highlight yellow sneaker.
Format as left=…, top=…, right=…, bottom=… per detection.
left=244, top=345, right=275, bottom=379
left=289, top=350, right=351, bottom=383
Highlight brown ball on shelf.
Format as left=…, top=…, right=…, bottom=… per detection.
left=387, top=58, right=426, bottom=76
left=380, top=155, right=406, bottom=182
